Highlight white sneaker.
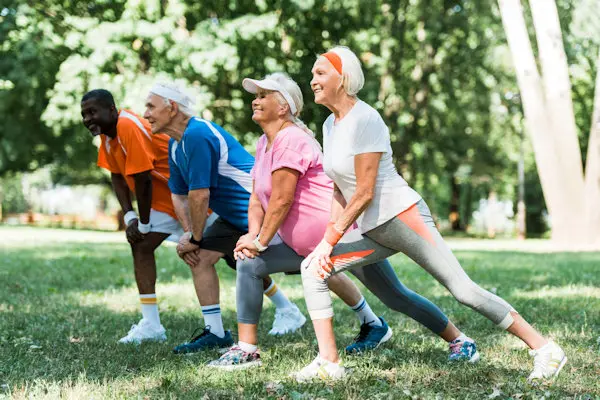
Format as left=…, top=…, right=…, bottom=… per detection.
left=290, top=355, right=347, bottom=382
left=118, top=318, right=167, bottom=344
left=527, top=341, right=567, bottom=383
left=268, top=305, right=307, bottom=336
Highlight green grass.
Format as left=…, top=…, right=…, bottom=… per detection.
left=1, top=226, right=599, bottom=399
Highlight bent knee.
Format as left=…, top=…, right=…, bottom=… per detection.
left=131, top=240, right=157, bottom=255
left=236, top=257, right=266, bottom=278
left=449, top=281, right=485, bottom=307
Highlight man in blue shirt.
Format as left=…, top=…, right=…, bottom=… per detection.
left=143, top=82, right=306, bottom=352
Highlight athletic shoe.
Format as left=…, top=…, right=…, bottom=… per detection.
left=207, top=345, right=262, bottom=370
left=527, top=341, right=567, bottom=383
left=268, top=305, right=307, bottom=336
left=290, top=355, right=346, bottom=382
left=172, top=327, right=234, bottom=354
left=345, top=317, right=393, bottom=354
left=448, top=337, right=480, bottom=362
left=118, top=318, right=166, bottom=344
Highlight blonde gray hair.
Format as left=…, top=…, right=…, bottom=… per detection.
left=321, top=46, right=365, bottom=96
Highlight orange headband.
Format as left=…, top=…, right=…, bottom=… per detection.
left=322, top=52, right=342, bottom=74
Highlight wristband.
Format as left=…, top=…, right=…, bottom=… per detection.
left=253, top=236, right=268, bottom=252
left=137, top=221, right=151, bottom=234
left=189, top=235, right=203, bottom=247
left=123, top=211, right=138, bottom=226
left=324, top=221, right=344, bottom=246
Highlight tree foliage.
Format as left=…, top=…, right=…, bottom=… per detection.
left=1, top=0, right=597, bottom=233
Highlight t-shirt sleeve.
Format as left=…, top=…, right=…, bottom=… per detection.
left=352, top=112, right=390, bottom=155
left=119, top=120, right=155, bottom=176
left=271, top=131, right=314, bottom=177
left=168, top=141, right=188, bottom=195
left=185, top=127, right=219, bottom=191
left=97, top=140, right=119, bottom=173
left=251, top=136, right=266, bottom=180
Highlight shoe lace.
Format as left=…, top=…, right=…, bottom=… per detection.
left=188, top=326, right=212, bottom=343
left=353, top=320, right=376, bottom=343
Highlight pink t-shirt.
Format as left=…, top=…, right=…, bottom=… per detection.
left=251, top=126, right=334, bottom=256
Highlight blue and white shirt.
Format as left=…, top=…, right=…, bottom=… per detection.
left=168, top=117, right=253, bottom=231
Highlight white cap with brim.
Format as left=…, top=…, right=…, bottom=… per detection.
left=242, top=78, right=297, bottom=115
left=149, top=83, right=196, bottom=109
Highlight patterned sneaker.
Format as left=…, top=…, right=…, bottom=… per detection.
left=269, top=305, right=307, bottom=336
left=345, top=317, right=393, bottom=354
left=172, top=327, right=234, bottom=354
left=118, top=319, right=166, bottom=344
left=290, top=355, right=346, bottom=382
left=207, top=345, right=262, bottom=370
left=527, top=341, right=567, bottom=383
left=448, top=337, right=480, bottom=362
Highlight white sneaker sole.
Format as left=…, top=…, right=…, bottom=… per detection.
left=378, top=326, right=393, bottom=347
left=469, top=351, right=480, bottom=363
left=118, top=334, right=167, bottom=344
left=207, top=359, right=262, bottom=371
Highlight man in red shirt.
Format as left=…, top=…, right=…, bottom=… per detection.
left=81, top=89, right=183, bottom=344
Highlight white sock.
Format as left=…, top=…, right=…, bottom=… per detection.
left=264, top=281, right=293, bottom=309
left=238, top=341, right=258, bottom=353
left=201, top=304, right=225, bottom=338
left=454, top=333, right=471, bottom=343
left=140, top=294, right=161, bottom=326
left=351, top=296, right=382, bottom=326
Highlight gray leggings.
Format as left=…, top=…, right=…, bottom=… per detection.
left=302, top=200, right=516, bottom=329
left=236, top=239, right=449, bottom=334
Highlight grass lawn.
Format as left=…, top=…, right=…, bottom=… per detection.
left=1, top=226, right=599, bottom=399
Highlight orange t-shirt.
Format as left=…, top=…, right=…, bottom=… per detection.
left=97, top=109, right=176, bottom=219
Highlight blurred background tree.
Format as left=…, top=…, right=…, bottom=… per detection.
left=1, top=0, right=598, bottom=240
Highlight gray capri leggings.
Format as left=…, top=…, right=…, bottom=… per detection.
left=302, top=200, right=516, bottom=329
left=236, top=236, right=450, bottom=334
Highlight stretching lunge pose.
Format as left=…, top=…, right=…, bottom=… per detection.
left=143, top=82, right=306, bottom=353
left=81, top=89, right=183, bottom=344
left=208, top=73, right=477, bottom=370
left=294, top=47, right=567, bottom=382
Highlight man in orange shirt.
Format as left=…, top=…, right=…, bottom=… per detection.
left=81, top=89, right=183, bottom=344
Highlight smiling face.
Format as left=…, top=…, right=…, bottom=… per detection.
left=143, top=94, right=173, bottom=134
left=251, top=88, right=287, bottom=124
left=310, top=57, right=342, bottom=106
left=81, top=98, right=117, bottom=137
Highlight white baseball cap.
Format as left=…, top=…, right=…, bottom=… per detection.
left=242, top=77, right=297, bottom=115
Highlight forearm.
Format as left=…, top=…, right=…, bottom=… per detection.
left=172, top=194, right=192, bottom=232
left=132, top=171, right=153, bottom=224
left=329, top=185, right=347, bottom=222
left=332, top=188, right=373, bottom=234
left=259, top=195, right=293, bottom=245
left=247, top=192, right=265, bottom=237
left=111, top=173, right=134, bottom=214
left=188, top=189, right=210, bottom=240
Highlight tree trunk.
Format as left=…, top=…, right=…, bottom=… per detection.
left=498, top=0, right=587, bottom=245
left=449, top=175, right=462, bottom=231
left=584, top=49, right=600, bottom=246
left=517, top=128, right=526, bottom=240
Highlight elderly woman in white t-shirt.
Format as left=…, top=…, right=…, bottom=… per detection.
left=293, top=46, right=566, bottom=382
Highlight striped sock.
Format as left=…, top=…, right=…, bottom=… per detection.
left=201, top=304, right=225, bottom=338
left=351, top=296, right=382, bottom=326
left=140, top=294, right=161, bottom=327
left=264, top=281, right=293, bottom=310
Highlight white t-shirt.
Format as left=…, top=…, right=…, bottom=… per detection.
left=322, top=100, right=421, bottom=233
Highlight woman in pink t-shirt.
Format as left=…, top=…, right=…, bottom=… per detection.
left=208, top=72, right=467, bottom=371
